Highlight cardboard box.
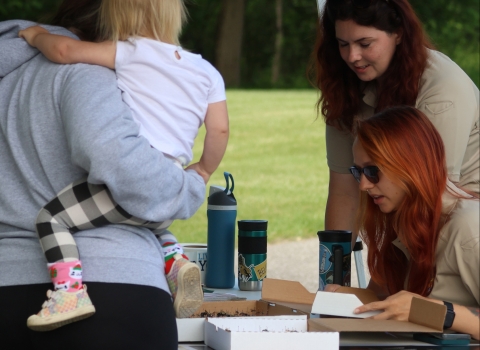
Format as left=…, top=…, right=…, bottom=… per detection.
left=177, top=299, right=308, bottom=342
left=309, top=297, right=445, bottom=333
left=262, top=278, right=445, bottom=334
left=204, top=315, right=339, bottom=350
left=178, top=278, right=445, bottom=343
left=260, top=278, right=316, bottom=315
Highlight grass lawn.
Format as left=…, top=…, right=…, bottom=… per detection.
left=170, top=89, right=329, bottom=244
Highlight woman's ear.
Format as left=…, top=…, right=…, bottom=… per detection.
left=395, top=29, right=403, bottom=45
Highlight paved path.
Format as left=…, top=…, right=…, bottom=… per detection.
left=262, top=238, right=370, bottom=292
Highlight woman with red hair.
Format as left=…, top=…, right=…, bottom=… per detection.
left=342, top=106, right=479, bottom=339
left=311, top=0, right=479, bottom=242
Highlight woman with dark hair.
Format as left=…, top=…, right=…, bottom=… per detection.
left=311, top=0, right=479, bottom=240
left=333, top=106, right=479, bottom=339
left=0, top=0, right=205, bottom=347
left=48, top=0, right=102, bottom=41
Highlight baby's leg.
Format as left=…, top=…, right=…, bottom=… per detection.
left=156, top=230, right=184, bottom=261
left=36, top=176, right=175, bottom=291
left=36, top=177, right=173, bottom=261
left=29, top=177, right=170, bottom=331
left=156, top=230, right=203, bottom=318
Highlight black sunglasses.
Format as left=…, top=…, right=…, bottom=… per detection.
left=349, top=165, right=380, bottom=184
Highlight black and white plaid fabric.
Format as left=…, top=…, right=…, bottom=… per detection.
left=36, top=177, right=172, bottom=263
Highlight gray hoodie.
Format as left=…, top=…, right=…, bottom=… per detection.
left=0, top=20, right=206, bottom=290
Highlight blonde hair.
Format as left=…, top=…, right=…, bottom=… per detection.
left=98, top=0, right=187, bottom=44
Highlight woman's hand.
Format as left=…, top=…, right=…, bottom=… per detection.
left=353, top=290, right=437, bottom=321
left=18, top=26, right=48, bottom=47
left=324, top=284, right=342, bottom=292
left=354, top=290, right=479, bottom=340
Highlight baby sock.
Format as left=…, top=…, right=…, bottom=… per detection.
left=48, top=260, right=84, bottom=292
left=161, top=242, right=188, bottom=274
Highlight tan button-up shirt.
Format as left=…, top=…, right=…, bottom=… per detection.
left=392, top=181, right=479, bottom=307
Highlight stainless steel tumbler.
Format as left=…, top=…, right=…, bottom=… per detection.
left=237, top=220, right=268, bottom=291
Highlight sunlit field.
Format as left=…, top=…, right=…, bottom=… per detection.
left=170, top=89, right=329, bottom=244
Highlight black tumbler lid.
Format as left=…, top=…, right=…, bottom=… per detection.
left=317, top=230, right=352, bottom=243
left=238, top=220, right=268, bottom=231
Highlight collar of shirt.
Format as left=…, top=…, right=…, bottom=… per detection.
left=361, top=81, right=378, bottom=108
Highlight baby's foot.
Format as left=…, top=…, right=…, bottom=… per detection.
left=166, top=254, right=203, bottom=318
left=27, top=284, right=95, bottom=331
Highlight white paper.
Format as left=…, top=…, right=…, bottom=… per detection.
left=312, top=292, right=382, bottom=318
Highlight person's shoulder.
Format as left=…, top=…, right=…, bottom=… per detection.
left=66, top=61, right=116, bottom=80
left=180, top=50, right=224, bottom=83
left=426, top=49, right=461, bottom=71
left=446, top=197, right=479, bottom=247
left=417, top=49, right=478, bottom=109
left=181, top=49, right=216, bottom=70
left=452, top=197, right=479, bottom=221
left=167, top=44, right=216, bottom=70
left=119, top=37, right=174, bottom=57
left=422, top=49, right=473, bottom=87
left=198, top=57, right=222, bottom=77
left=57, top=62, right=118, bottom=98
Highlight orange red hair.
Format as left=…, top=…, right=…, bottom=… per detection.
left=310, top=0, right=433, bottom=131
left=355, top=106, right=446, bottom=296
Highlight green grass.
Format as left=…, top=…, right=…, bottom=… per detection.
left=170, top=89, right=328, bottom=244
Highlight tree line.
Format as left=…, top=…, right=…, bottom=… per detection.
left=1, top=0, right=478, bottom=88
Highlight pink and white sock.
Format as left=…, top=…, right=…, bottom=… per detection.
left=47, top=260, right=84, bottom=292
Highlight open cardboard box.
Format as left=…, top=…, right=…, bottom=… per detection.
left=178, top=278, right=445, bottom=343
left=204, top=315, right=338, bottom=350
left=262, top=278, right=445, bottom=334
left=177, top=298, right=308, bottom=342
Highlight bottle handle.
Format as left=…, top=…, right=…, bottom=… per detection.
left=223, top=172, right=234, bottom=194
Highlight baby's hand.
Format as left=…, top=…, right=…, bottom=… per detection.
left=19, top=25, right=48, bottom=47
left=185, top=162, right=210, bottom=184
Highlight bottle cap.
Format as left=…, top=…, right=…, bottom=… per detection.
left=208, top=172, right=236, bottom=207
left=208, top=190, right=236, bottom=206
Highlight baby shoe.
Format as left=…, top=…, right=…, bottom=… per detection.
left=27, top=284, right=96, bottom=331
left=166, top=254, right=203, bottom=318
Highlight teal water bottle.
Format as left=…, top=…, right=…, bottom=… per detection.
left=237, top=220, right=268, bottom=291
left=205, top=172, right=237, bottom=288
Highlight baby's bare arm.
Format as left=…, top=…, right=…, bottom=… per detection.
left=19, top=26, right=115, bottom=69
left=186, top=101, right=229, bottom=183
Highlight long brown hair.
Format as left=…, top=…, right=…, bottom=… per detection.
left=310, top=0, right=433, bottom=131
left=50, top=0, right=102, bottom=42
left=356, top=106, right=447, bottom=296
